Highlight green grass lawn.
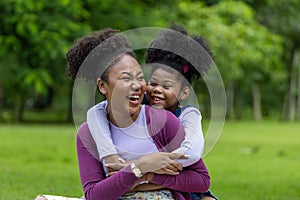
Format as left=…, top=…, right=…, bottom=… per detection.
left=204, top=121, right=300, bottom=199
left=0, top=121, right=299, bottom=200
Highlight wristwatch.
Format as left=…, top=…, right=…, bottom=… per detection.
left=131, top=162, right=143, bottom=178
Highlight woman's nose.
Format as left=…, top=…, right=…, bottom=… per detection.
left=131, top=81, right=141, bottom=91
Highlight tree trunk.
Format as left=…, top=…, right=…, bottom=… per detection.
left=0, top=85, right=3, bottom=118
left=66, top=81, right=74, bottom=123
left=235, top=83, right=243, bottom=120
left=16, top=95, right=25, bottom=123
left=252, top=81, right=262, bottom=121
left=281, top=45, right=297, bottom=121
left=296, top=51, right=300, bottom=120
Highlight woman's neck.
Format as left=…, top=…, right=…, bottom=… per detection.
left=108, top=106, right=141, bottom=128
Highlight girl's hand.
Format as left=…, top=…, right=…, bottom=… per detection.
left=106, top=152, right=188, bottom=176
left=104, top=155, right=129, bottom=176
left=135, top=152, right=188, bottom=175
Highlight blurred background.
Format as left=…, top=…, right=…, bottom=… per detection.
left=1, top=1, right=300, bottom=199
left=1, top=0, right=299, bottom=123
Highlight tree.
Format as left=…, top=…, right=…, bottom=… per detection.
left=0, top=0, right=91, bottom=122
left=245, top=0, right=300, bottom=121
left=177, top=1, right=284, bottom=120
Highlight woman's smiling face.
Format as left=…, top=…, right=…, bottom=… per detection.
left=98, top=54, right=146, bottom=124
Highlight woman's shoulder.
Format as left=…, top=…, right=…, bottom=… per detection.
left=77, top=122, right=89, bottom=136
left=144, top=105, right=179, bottom=126
left=77, top=122, right=95, bottom=145
left=76, top=122, right=98, bottom=157
left=144, top=105, right=175, bottom=118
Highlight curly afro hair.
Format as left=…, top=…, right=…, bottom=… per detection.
left=145, top=25, right=213, bottom=84
left=66, top=28, right=136, bottom=81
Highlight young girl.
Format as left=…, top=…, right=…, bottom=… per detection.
left=87, top=26, right=218, bottom=199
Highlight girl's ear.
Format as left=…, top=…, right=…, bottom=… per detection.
left=179, top=86, right=190, bottom=101
left=97, top=78, right=107, bottom=95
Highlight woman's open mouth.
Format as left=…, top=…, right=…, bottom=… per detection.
left=127, top=95, right=141, bottom=105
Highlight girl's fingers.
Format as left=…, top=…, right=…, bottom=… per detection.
left=169, top=153, right=189, bottom=160
left=161, top=168, right=179, bottom=175
left=169, top=162, right=182, bottom=171
left=106, top=163, right=127, bottom=170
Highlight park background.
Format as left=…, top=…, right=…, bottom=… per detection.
left=0, top=0, right=299, bottom=199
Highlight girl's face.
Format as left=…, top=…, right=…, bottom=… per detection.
left=98, top=55, right=146, bottom=123
left=146, top=68, right=189, bottom=113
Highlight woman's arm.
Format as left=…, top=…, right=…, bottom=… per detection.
left=77, top=123, right=188, bottom=199
left=77, top=123, right=138, bottom=200
left=173, top=107, right=204, bottom=167
left=150, top=158, right=210, bottom=192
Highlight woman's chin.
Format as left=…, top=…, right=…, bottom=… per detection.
left=128, top=105, right=141, bottom=116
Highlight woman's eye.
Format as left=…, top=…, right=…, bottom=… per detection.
left=121, top=77, right=131, bottom=81
left=138, top=76, right=145, bottom=81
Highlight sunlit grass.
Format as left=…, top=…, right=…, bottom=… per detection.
left=0, top=124, right=82, bottom=200
left=0, top=121, right=299, bottom=200
left=204, top=121, right=300, bottom=199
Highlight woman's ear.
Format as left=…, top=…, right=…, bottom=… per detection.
left=179, top=86, right=190, bottom=101
left=97, top=78, right=107, bottom=95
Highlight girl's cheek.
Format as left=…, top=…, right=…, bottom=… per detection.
left=145, top=85, right=151, bottom=93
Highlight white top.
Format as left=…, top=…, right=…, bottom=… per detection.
left=109, top=106, right=158, bottom=161
left=86, top=100, right=204, bottom=167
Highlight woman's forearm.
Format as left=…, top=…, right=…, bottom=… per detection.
left=77, top=123, right=139, bottom=200
left=150, top=159, right=210, bottom=192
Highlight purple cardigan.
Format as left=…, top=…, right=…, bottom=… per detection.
left=77, top=105, right=210, bottom=200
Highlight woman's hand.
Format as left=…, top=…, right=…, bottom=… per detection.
left=105, top=152, right=188, bottom=176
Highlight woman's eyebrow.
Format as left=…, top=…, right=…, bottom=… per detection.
left=137, top=71, right=144, bottom=76
left=120, top=72, right=132, bottom=76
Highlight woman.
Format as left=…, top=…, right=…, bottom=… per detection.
left=87, top=25, right=218, bottom=200
left=35, top=28, right=210, bottom=200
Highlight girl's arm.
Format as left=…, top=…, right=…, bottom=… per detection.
left=172, top=107, right=204, bottom=167
left=146, top=107, right=210, bottom=192
left=86, top=101, right=118, bottom=161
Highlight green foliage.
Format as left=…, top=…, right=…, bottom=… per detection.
left=83, top=0, right=176, bottom=30
left=0, top=0, right=91, bottom=120
left=178, top=1, right=284, bottom=82
left=0, top=0, right=298, bottom=121
left=177, top=1, right=286, bottom=118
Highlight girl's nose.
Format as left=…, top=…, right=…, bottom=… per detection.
left=153, top=85, right=162, bottom=93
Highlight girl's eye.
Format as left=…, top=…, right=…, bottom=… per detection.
left=163, top=86, right=171, bottom=89
left=149, top=82, right=157, bottom=87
